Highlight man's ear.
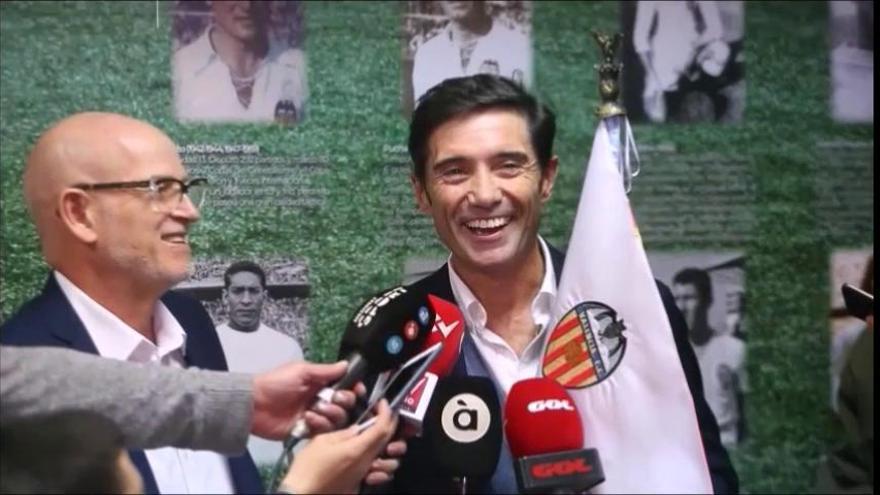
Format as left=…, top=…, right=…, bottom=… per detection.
left=57, top=188, right=98, bottom=244
left=410, top=173, right=432, bottom=213
left=539, top=156, right=559, bottom=202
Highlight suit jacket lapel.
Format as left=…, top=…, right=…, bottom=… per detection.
left=40, top=275, right=101, bottom=354
left=38, top=276, right=162, bottom=492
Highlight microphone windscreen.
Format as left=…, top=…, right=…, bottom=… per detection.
left=398, top=295, right=466, bottom=428
left=425, top=376, right=503, bottom=478
left=424, top=294, right=465, bottom=377
left=504, top=378, right=583, bottom=458
left=337, top=286, right=434, bottom=370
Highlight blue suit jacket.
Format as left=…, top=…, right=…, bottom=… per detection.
left=380, top=245, right=739, bottom=494
left=0, top=275, right=264, bottom=495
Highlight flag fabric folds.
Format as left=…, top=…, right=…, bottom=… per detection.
left=543, top=121, right=713, bottom=493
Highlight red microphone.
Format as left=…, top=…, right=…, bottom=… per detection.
left=505, top=378, right=605, bottom=494
left=399, top=294, right=466, bottom=432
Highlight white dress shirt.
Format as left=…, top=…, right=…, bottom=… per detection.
left=447, top=237, right=557, bottom=396
left=54, top=272, right=235, bottom=494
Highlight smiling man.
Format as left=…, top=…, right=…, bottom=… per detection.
left=0, top=112, right=265, bottom=494
left=383, top=75, right=738, bottom=493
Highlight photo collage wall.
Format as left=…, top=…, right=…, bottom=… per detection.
left=0, top=1, right=872, bottom=490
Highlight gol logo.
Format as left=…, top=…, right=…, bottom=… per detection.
left=531, top=459, right=591, bottom=478
left=527, top=399, right=575, bottom=413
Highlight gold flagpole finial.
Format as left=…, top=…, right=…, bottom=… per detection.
left=592, top=31, right=625, bottom=119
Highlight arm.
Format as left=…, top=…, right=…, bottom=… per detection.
left=280, top=399, right=400, bottom=494
left=0, top=345, right=252, bottom=454
left=655, top=282, right=740, bottom=494
left=0, top=346, right=359, bottom=455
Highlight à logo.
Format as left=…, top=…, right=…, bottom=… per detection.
left=541, top=301, right=627, bottom=389
left=440, top=393, right=491, bottom=443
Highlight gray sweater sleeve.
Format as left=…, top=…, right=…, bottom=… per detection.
left=0, top=345, right=252, bottom=454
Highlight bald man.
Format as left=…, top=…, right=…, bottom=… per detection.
left=0, top=112, right=266, bottom=494
left=0, top=113, right=401, bottom=494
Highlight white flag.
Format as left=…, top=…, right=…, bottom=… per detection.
left=541, top=122, right=713, bottom=493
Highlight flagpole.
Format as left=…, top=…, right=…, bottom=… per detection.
left=591, top=31, right=640, bottom=193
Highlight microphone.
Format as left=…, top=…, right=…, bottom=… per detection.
left=398, top=295, right=466, bottom=432
left=425, top=376, right=503, bottom=493
left=505, top=378, right=604, bottom=494
left=288, top=286, right=435, bottom=441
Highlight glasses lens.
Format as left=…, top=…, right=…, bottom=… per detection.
left=186, top=179, right=207, bottom=209
left=150, top=179, right=183, bottom=212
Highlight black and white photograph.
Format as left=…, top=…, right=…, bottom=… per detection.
left=401, top=0, right=533, bottom=114
left=621, top=0, right=746, bottom=123
left=171, top=0, right=308, bottom=125
left=828, top=248, right=873, bottom=411
left=175, top=257, right=310, bottom=466
left=648, top=251, right=747, bottom=448
left=830, top=0, right=873, bottom=123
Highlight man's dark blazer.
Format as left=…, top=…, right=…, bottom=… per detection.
left=385, top=245, right=739, bottom=494
left=0, top=275, right=264, bottom=495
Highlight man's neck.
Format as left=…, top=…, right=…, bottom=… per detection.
left=228, top=322, right=259, bottom=333
left=59, top=269, right=162, bottom=343
left=209, top=27, right=266, bottom=77
left=453, top=241, right=546, bottom=354
left=689, top=320, right=714, bottom=347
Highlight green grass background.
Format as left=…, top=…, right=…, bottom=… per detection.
left=0, top=1, right=873, bottom=492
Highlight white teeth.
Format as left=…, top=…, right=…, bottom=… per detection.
left=466, top=217, right=509, bottom=229
left=164, top=234, right=187, bottom=244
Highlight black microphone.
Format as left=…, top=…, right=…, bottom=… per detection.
left=425, top=376, right=503, bottom=493
left=289, top=286, right=434, bottom=440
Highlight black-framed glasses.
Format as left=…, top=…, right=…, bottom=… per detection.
left=72, top=176, right=208, bottom=213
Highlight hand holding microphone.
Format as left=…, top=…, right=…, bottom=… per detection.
left=288, top=286, right=435, bottom=443
left=280, top=399, right=400, bottom=495
left=250, top=360, right=364, bottom=442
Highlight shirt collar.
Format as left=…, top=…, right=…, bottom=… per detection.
left=186, top=26, right=220, bottom=76
left=447, top=236, right=557, bottom=340
left=54, top=271, right=187, bottom=363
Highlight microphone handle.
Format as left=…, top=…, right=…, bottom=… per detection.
left=332, top=352, right=369, bottom=391
left=288, top=353, right=371, bottom=442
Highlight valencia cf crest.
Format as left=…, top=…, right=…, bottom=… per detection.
left=274, top=99, right=298, bottom=125
left=542, top=302, right=627, bottom=389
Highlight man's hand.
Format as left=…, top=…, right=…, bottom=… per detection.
left=251, top=360, right=362, bottom=440
left=364, top=438, right=407, bottom=486
left=281, top=399, right=400, bottom=494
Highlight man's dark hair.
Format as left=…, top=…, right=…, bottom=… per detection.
left=224, top=260, right=267, bottom=289
left=408, top=74, right=556, bottom=183
left=0, top=410, right=128, bottom=494
left=673, top=267, right=714, bottom=306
